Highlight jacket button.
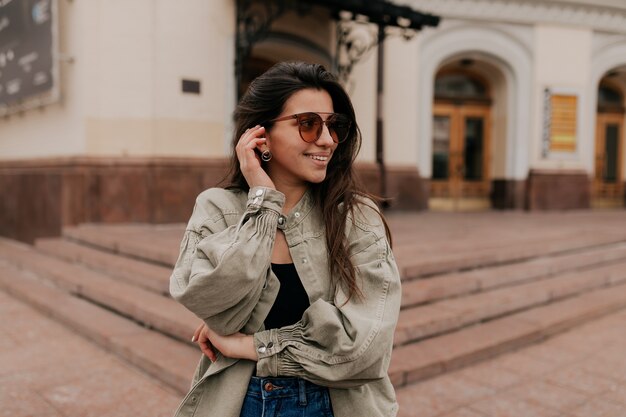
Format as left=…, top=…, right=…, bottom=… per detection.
left=278, top=216, right=286, bottom=225
left=264, top=382, right=274, bottom=392
left=294, top=212, right=300, bottom=218
left=257, top=345, right=267, bottom=354
left=255, top=189, right=264, bottom=196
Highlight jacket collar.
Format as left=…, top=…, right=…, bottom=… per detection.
left=277, top=188, right=315, bottom=231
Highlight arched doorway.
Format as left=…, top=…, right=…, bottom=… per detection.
left=593, top=78, right=625, bottom=208
left=430, top=65, right=492, bottom=211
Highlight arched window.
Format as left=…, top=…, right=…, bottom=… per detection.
left=435, top=73, right=489, bottom=101
left=598, top=84, right=623, bottom=112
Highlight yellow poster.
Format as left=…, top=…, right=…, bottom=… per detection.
left=549, top=94, right=577, bottom=152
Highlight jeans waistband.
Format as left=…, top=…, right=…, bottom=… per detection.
left=246, top=376, right=327, bottom=401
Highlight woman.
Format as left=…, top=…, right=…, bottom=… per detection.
left=170, top=62, right=401, bottom=417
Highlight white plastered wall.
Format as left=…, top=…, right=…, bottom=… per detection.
left=383, top=34, right=421, bottom=167
left=346, top=39, right=378, bottom=164
left=84, top=0, right=235, bottom=157
left=0, top=0, right=237, bottom=159
left=531, top=25, right=593, bottom=172
left=346, top=27, right=424, bottom=166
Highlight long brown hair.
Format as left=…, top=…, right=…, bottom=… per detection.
left=225, top=62, right=391, bottom=302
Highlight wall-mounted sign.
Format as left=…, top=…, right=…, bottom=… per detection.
left=542, top=88, right=578, bottom=156
left=0, top=0, right=58, bottom=115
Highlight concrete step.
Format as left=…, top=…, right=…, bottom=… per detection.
left=401, top=242, right=626, bottom=308
left=388, top=282, right=626, bottom=388
left=7, top=214, right=626, bottom=397
left=394, top=258, right=626, bottom=346
left=0, top=238, right=197, bottom=344
left=35, top=237, right=171, bottom=295
left=0, top=260, right=198, bottom=395
left=63, top=224, right=181, bottom=266
left=62, top=223, right=626, bottom=281
left=394, top=232, right=626, bottom=280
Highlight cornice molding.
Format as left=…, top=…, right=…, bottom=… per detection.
left=408, top=0, right=626, bottom=35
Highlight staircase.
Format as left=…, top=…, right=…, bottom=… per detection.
left=1, top=211, right=626, bottom=397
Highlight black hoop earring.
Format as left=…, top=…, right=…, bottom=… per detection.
left=261, top=150, right=272, bottom=162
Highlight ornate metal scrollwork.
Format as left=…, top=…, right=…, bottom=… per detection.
left=235, top=0, right=283, bottom=93
left=335, top=13, right=419, bottom=86
left=235, top=0, right=434, bottom=91
left=335, top=17, right=379, bottom=86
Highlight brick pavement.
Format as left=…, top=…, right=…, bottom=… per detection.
left=396, top=308, right=626, bottom=417
left=2, top=210, right=626, bottom=416
left=3, top=282, right=626, bottom=417
left=0, top=290, right=183, bottom=417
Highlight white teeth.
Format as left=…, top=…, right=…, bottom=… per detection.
left=308, top=155, right=328, bottom=161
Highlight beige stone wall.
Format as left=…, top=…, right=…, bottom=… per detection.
left=531, top=25, right=593, bottom=172
left=82, top=0, right=235, bottom=157
left=0, top=0, right=236, bottom=159
left=1, top=0, right=625, bottom=191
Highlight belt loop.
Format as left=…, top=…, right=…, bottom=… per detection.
left=298, top=379, right=307, bottom=406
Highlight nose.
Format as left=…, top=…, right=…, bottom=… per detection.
left=317, top=123, right=335, bottom=146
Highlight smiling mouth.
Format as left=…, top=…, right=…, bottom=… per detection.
left=306, top=154, right=329, bottom=161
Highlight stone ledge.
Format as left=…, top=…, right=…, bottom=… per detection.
left=526, top=169, right=591, bottom=210
left=0, top=157, right=428, bottom=243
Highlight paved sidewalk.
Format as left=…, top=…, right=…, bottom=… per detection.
left=396, top=308, right=626, bottom=417
left=0, top=290, right=183, bottom=417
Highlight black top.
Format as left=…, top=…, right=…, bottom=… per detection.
left=264, top=263, right=310, bottom=330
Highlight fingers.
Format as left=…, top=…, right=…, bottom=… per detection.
left=197, top=325, right=218, bottom=362
left=200, top=339, right=217, bottom=362
left=191, top=322, right=217, bottom=362
left=236, top=126, right=266, bottom=161
left=191, top=322, right=204, bottom=343
left=235, top=126, right=276, bottom=189
left=237, top=125, right=266, bottom=150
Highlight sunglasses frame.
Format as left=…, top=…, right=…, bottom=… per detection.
left=268, top=112, right=352, bottom=144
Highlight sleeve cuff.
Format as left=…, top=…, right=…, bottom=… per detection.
left=253, top=322, right=307, bottom=377
left=246, top=187, right=285, bottom=215
left=254, top=329, right=280, bottom=376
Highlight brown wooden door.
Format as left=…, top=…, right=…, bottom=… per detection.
left=431, top=103, right=491, bottom=209
left=594, top=112, right=624, bottom=200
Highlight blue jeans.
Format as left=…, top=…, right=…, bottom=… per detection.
left=239, top=376, right=335, bottom=417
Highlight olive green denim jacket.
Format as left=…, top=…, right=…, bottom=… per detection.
left=169, top=186, right=401, bottom=417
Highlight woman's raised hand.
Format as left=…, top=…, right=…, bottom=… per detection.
left=236, top=125, right=275, bottom=190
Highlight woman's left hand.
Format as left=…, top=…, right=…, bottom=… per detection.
left=197, top=323, right=259, bottom=362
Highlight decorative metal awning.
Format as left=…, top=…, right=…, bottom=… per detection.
left=235, top=0, right=440, bottom=203
left=235, top=0, right=439, bottom=91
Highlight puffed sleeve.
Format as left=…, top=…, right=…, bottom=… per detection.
left=252, top=201, right=401, bottom=388
left=169, top=186, right=284, bottom=336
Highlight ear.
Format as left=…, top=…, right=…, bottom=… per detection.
left=263, top=130, right=272, bottom=150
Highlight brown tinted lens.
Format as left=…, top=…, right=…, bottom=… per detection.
left=327, top=114, right=352, bottom=143
left=297, top=113, right=323, bottom=142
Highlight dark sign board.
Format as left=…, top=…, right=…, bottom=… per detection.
left=0, top=0, right=57, bottom=113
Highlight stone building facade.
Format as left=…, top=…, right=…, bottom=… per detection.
left=1, top=0, right=625, bottom=242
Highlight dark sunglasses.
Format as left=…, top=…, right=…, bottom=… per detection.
left=268, top=112, right=352, bottom=144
